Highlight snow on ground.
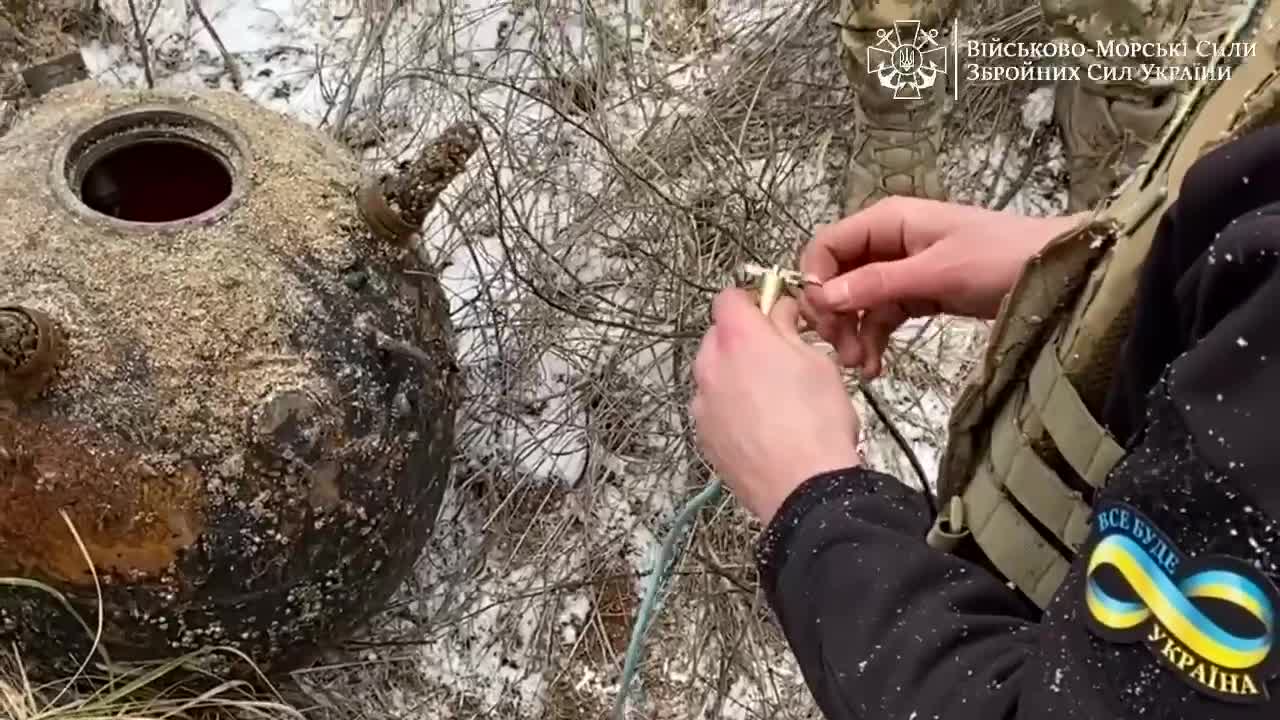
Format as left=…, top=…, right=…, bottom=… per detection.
left=70, top=1, right=1065, bottom=716
left=90, top=0, right=361, bottom=122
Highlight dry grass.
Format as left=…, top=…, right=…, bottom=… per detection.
left=1, top=0, right=1066, bottom=717
left=1, top=650, right=303, bottom=720
left=1, top=515, right=301, bottom=720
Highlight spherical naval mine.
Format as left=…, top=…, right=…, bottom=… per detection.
left=0, top=83, right=462, bottom=675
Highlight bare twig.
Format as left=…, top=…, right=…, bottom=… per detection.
left=189, top=0, right=243, bottom=90
left=333, top=0, right=403, bottom=138
left=124, top=0, right=154, bottom=88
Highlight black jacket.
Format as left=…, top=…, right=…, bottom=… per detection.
left=756, top=124, right=1280, bottom=720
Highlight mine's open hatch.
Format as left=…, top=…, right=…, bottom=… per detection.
left=54, top=105, right=247, bottom=227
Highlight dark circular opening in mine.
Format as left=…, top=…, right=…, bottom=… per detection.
left=78, top=139, right=234, bottom=223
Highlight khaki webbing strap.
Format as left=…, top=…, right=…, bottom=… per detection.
left=1086, top=0, right=1280, bottom=281
left=933, top=3, right=1280, bottom=610
left=1027, top=348, right=1125, bottom=488
left=987, top=399, right=1093, bottom=549
left=964, top=467, right=1071, bottom=608
left=960, top=387, right=1092, bottom=607
left=1059, top=0, right=1280, bottom=362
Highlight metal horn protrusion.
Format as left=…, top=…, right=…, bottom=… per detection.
left=357, top=121, right=482, bottom=246
left=0, top=305, right=66, bottom=403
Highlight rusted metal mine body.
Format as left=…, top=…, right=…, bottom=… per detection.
left=0, top=79, right=462, bottom=672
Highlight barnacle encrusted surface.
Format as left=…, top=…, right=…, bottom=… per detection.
left=0, top=80, right=458, bottom=672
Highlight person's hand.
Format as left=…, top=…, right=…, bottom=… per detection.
left=690, top=288, right=861, bottom=523
left=799, top=197, right=1088, bottom=377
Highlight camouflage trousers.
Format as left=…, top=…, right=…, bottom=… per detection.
left=837, top=0, right=1241, bottom=117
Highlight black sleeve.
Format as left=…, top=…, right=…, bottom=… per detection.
left=757, top=124, right=1280, bottom=720
left=756, top=468, right=1042, bottom=719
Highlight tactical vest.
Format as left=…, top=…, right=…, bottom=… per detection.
left=928, top=0, right=1280, bottom=609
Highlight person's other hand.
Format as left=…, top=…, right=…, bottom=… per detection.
left=690, top=288, right=861, bottom=524
left=799, top=197, right=1088, bottom=377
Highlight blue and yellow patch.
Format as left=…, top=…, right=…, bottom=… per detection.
left=1084, top=502, right=1280, bottom=703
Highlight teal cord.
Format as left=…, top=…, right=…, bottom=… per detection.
left=612, top=477, right=724, bottom=719
left=613, top=267, right=773, bottom=717
left=609, top=265, right=947, bottom=717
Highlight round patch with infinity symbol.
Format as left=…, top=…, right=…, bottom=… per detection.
left=1085, top=501, right=1280, bottom=703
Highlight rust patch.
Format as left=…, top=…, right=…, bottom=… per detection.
left=0, top=412, right=203, bottom=584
